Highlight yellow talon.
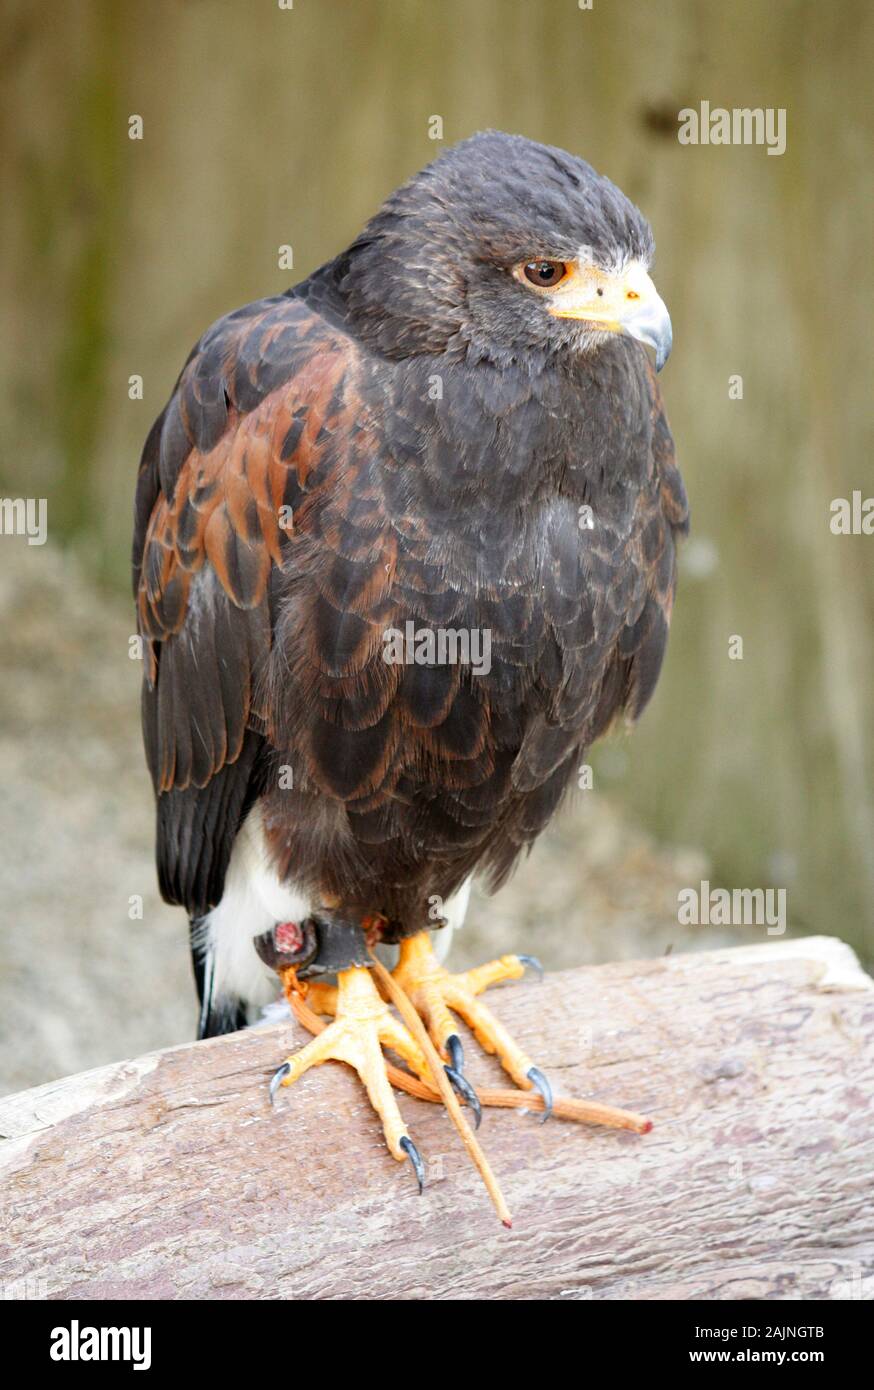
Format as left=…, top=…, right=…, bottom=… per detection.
left=391, top=931, right=536, bottom=1090
left=272, top=966, right=430, bottom=1162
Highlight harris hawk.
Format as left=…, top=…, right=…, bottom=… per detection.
left=134, top=131, right=688, bottom=1188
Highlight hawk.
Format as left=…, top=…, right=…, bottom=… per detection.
left=134, top=131, right=688, bottom=1187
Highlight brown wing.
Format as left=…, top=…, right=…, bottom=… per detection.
left=133, top=293, right=364, bottom=916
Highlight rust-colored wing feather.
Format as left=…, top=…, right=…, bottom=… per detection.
left=133, top=294, right=363, bottom=916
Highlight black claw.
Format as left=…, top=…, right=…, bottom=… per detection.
left=446, top=1033, right=465, bottom=1073
left=269, top=1062, right=291, bottom=1107
left=399, top=1135, right=425, bottom=1193
left=527, top=1066, right=553, bottom=1123
left=517, top=953, right=544, bottom=982
left=445, top=1065, right=483, bottom=1129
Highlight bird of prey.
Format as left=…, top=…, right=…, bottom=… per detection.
left=134, top=131, right=688, bottom=1187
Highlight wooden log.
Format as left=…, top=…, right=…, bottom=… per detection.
left=1, top=937, right=871, bottom=1301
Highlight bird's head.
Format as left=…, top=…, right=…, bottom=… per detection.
left=339, top=130, right=671, bottom=370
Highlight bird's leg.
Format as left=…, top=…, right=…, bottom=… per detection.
left=303, top=981, right=337, bottom=1015
left=255, top=915, right=432, bottom=1188
left=390, top=930, right=553, bottom=1120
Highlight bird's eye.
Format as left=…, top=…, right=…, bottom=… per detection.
left=522, top=259, right=569, bottom=288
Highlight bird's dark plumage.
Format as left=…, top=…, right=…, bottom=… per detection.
left=134, top=131, right=688, bottom=1035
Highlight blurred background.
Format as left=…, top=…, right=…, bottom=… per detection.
left=1, top=0, right=872, bottom=1095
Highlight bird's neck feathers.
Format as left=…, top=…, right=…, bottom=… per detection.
left=388, top=342, right=653, bottom=507
left=296, top=253, right=655, bottom=515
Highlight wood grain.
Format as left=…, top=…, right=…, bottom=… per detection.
left=1, top=937, right=872, bottom=1301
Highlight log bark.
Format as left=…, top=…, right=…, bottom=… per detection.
left=1, top=936, right=872, bottom=1301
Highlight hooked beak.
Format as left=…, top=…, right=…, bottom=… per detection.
left=626, top=288, right=673, bottom=371
left=547, top=261, right=673, bottom=371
